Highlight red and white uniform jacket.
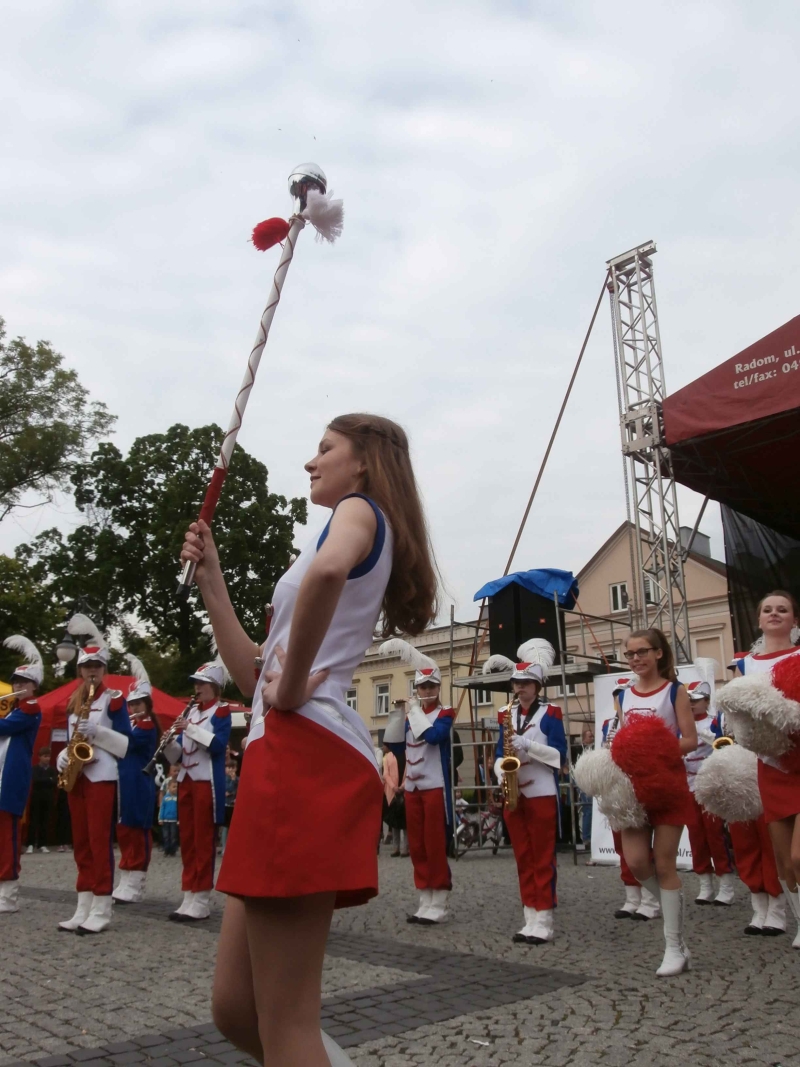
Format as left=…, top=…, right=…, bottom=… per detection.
left=403, top=703, right=455, bottom=794
left=67, top=684, right=130, bottom=782
left=496, top=702, right=567, bottom=799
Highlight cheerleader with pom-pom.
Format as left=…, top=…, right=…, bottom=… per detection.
left=719, top=590, right=800, bottom=948
left=378, top=639, right=455, bottom=925
left=575, top=628, right=697, bottom=976
left=485, top=640, right=566, bottom=945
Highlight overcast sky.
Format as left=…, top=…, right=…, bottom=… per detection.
left=2, top=1, right=799, bottom=625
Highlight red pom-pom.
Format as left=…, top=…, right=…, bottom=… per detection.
left=611, top=713, right=690, bottom=820
left=771, top=654, right=800, bottom=703
left=251, top=217, right=291, bottom=251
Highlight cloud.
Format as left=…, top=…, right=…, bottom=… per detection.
left=2, top=0, right=799, bottom=619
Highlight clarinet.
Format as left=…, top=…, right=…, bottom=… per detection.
left=142, top=698, right=197, bottom=776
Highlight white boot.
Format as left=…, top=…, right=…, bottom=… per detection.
left=714, top=873, right=735, bottom=906
left=513, top=906, right=538, bottom=942
left=184, top=889, right=211, bottom=921
left=615, top=886, right=641, bottom=919
left=169, top=891, right=195, bottom=921
left=0, top=882, right=19, bottom=914
left=636, top=878, right=662, bottom=920
left=745, top=892, right=770, bottom=934
left=528, top=909, right=554, bottom=944
left=762, top=893, right=787, bottom=936
left=419, top=889, right=450, bottom=924
left=779, top=880, right=800, bottom=949
left=58, top=891, right=94, bottom=931
left=321, top=1030, right=355, bottom=1065
left=407, top=890, right=432, bottom=924
left=78, top=895, right=113, bottom=934
left=656, top=889, right=691, bottom=977
left=695, top=873, right=715, bottom=905
left=112, top=870, right=134, bottom=903
left=126, top=870, right=147, bottom=902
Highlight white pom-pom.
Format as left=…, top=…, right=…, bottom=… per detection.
left=717, top=674, right=800, bottom=757
left=516, top=639, right=556, bottom=679
left=482, top=655, right=515, bottom=675
left=302, top=188, right=344, bottom=244
left=573, top=748, right=647, bottom=831
left=694, top=745, right=763, bottom=822
left=378, top=639, right=436, bottom=671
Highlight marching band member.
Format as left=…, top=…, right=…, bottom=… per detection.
left=113, top=655, right=160, bottom=904
left=164, top=661, right=231, bottom=923
left=182, top=413, right=437, bottom=1067
left=576, top=629, right=697, bottom=976
left=490, top=642, right=566, bottom=945
left=0, top=636, right=43, bottom=914
left=683, top=681, right=736, bottom=906
left=379, top=641, right=455, bottom=925
left=57, top=615, right=131, bottom=934
left=721, top=591, right=800, bottom=948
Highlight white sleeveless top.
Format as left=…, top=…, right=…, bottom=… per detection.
left=247, top=494, right=393, bottom=772
left=620, top=680, right=680, bottom=735
left=737, top=648, right=800, bottom=770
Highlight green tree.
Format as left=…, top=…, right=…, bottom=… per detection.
left=0, top=318, right=116, bottom=521
left=17, top=424, right=307, bottom=655
left=0, top=555, right=63, bottom=687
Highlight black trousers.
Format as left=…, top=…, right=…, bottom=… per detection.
left=29, top=786, right=53, bottom=848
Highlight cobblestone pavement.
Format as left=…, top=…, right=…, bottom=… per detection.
left=2, top=846, right=799, bottom=1066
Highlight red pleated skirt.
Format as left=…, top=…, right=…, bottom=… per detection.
left=758, top=758, right=800, bottom=823
left=216, top=709, right=383, bottom=907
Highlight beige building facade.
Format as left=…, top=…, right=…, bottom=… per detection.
left=350, top=521, right=735, bottom=743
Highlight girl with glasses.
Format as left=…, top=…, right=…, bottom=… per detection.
left=611, top=629, right=697, bottom=975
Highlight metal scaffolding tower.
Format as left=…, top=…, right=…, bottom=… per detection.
left=607, top=241, right=692, bottom=663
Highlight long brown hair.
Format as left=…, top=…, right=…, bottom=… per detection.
left=628, top=627, right=677, bottom=682
left=67, top=676, right=101, bottom=717
left=327, top=413, right=438, bottom=636
left=130, top=695, right=163, bottom=742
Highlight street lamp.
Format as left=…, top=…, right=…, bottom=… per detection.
left=55, top=632, right=78, bottom=677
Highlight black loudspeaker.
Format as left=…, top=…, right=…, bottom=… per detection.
left=487, top=584, right=561, bottom=663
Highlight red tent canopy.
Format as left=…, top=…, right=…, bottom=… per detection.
left=34, top=675, right=188, bottom=755
left=662, top=315, right=800, bottom=539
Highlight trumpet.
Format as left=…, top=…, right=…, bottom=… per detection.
left=0, top=690, right=27, bottom=718
left=499, top=699, right=521, bottom=812
left=58, top=681, right=96, bottom=792
left=143, top=698, right=197, bottom=776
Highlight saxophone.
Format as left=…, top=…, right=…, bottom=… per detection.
left=58, top=680, right=96, bottom=793
left=499, top=699, right=521, bottom=812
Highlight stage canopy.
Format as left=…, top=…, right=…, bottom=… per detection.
left=473, top=567, right=579, bottom=608
left=662, top=315, right=800, bottom=539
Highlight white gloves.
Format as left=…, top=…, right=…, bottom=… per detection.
left=56, top=749, right=69, bottom=773
left=493, top=757, right=505, bottom=784
left=79, top=719, right=97, bottom=740
left=510, top=733, right=561, bottom=769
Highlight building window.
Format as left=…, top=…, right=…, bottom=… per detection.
left=475, top=689, right=494, bottom=706
left=346, top=688, right=358, bottom=712
left=643, top=576, right=659, bottom=604
left=553, top=680, right=577, bottom=698
left=374, top=683, right=390, bottom=717
left=408, top=676, right=417, bottom=698
left=610, top=582, right=628, bottom=613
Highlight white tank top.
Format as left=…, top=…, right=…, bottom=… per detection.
left=620, top=679, right=680, bottom=735
left=248, top=494, right=393, bottom=771
left=738, top=648, right=800, bottom=770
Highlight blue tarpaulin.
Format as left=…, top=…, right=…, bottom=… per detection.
left=473, top=568, right=579, bottom=609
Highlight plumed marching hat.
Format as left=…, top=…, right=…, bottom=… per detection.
left=378, top=639, right=441, bottom=687
left=189, top=625, right=230, bottom=690
left=4, top=635, right=44, bottom=687
left=68, top=614, right=110, bottom=666
left=687, top=680, right=712, bottom=702
left=125, top=653, right=152, bottom=703
left=482, top=638, right=556, bottom=686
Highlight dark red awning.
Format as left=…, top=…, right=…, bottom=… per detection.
left=662, top=315, right=800, bottom=539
